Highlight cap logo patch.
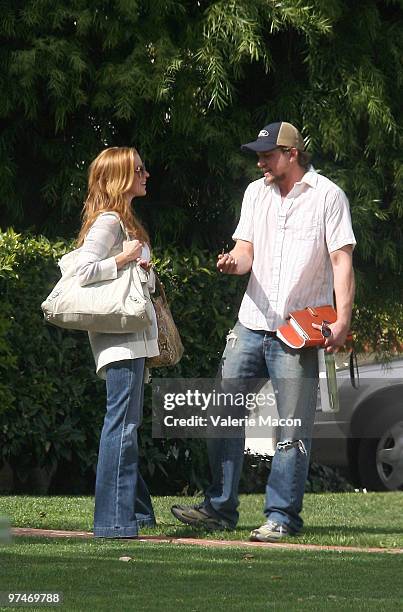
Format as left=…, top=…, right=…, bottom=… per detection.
left=258, top=130, right=269, bottom=137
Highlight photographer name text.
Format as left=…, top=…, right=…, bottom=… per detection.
left=163, top=415, right=301, bottom=428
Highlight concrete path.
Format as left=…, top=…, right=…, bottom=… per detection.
left=12, top=528, right=403, bottom=554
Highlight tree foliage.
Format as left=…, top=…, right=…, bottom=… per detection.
left=0, top=0, right=402, bottom=312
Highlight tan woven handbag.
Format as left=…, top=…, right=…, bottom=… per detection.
left=146, top=274, right=184, bottom=368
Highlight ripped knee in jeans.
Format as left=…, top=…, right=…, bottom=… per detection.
left=220, top=329, right=238, bottom=376
left=276, top=439, right=307, bottom=455
left=226, top=329, right=238, bottom=348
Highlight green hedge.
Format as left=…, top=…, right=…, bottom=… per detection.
left=0, top=229, right=245, bottom=494
left=0, top=229, right=401, bottom=494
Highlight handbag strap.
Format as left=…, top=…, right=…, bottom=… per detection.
left=154, top=273, right=167, bottom=302
left=119, top=218, right=130, bottom=242
left=99, top=211, right=130, bottom=241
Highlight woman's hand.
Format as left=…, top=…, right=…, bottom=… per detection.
left=137, top=259, right=152, bottom=272
left=115, top=239, right=143, bottom=269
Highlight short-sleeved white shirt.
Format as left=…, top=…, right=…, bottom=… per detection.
left=233, top=168, right=356, bottom=331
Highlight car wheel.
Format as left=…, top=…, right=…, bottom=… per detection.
left=358, top=419, right=403, bottom=491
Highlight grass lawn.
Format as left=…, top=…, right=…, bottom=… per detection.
left=1, top=492, right=403, bottom=548
left=1, top=538, right=403, bottom=611
left=1, top=494, right=403, bottom=611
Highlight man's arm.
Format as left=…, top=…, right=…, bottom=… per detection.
left=216, top=240, right=253, bottom=275
left=323, top=245, right=355, bottom=352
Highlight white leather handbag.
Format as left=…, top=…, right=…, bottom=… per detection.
left=41, top=217, right=153, bottom=334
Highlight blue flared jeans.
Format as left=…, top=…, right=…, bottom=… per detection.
left=94, top=358, right=155, bottom=538
left=204, top=321, right=319, bottom=533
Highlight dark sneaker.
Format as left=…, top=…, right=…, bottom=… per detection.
left=249, top=519, right=296, bottom=542
left=171, top=504, right=232, bottom=531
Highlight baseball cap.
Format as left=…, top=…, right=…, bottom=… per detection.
left=241, top=121, right=305, bottom=153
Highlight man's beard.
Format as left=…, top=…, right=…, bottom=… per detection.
left=264, top=171, right=286, bottom=186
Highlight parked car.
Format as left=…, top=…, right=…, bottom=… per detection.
left=245, top=354, right=403, bottom=491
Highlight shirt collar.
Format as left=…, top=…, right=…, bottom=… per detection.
left=297, top=166, right=318, bottom=189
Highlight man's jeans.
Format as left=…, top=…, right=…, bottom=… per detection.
left=94, top=358, right=155, bottom=538
left=204, top=321, right=319, bottom=533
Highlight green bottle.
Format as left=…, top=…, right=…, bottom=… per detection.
left=324, top=351, right=339, bottom=412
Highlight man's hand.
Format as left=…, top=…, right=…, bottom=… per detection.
left=216, top=240, right=253, bottom=275
left=311, top=321, right=350, bottom=353
left=217, top=252, right=238, bottom=274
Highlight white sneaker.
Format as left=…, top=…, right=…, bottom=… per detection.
left=249, top=520, right=296, bottom=542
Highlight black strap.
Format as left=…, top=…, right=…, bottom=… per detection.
left=349, top=349, right=359, bottom=389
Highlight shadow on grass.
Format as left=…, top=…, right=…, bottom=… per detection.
left=27, top=524, right=403, bottom=538
left=304, top=525, right=403, bottom=536
left=144, top=525, right=231, bottom=539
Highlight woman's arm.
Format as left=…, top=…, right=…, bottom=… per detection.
left=76, top=214, right=142, bottom=286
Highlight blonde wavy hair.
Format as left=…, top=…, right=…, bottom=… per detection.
left=77, top=147, right=150, bottom=246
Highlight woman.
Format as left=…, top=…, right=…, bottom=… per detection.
left=76, top=146, right=159, bottom=538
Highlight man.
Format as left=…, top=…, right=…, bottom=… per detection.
left=171, top=121, right=356, bottom=541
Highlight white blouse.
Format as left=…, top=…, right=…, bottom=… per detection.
left=76, top=212, right=159, bottom=379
